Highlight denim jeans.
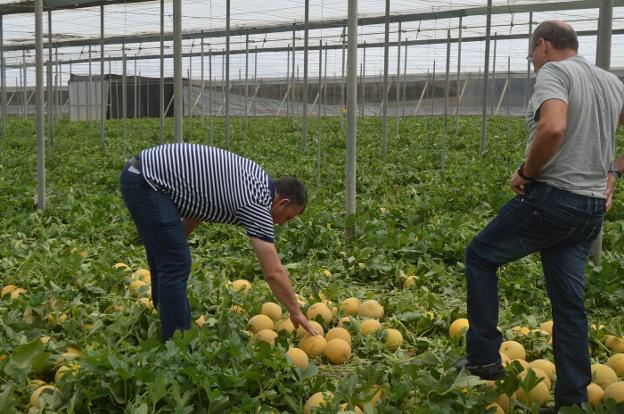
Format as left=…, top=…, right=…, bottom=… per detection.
left=464, top=181, right=604, bottom=408
left=120, top=159, right=191, bottom=341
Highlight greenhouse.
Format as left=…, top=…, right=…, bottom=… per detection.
left=1, top=0, right=624, bottom=412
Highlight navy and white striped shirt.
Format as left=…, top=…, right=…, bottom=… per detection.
left=140, top=144, right=276, bottom=243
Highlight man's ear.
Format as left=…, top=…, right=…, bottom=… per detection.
left=278, top=197, right=290, bottom=208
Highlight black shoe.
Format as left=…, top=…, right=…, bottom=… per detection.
left=454, top=358, right=505, bottom=380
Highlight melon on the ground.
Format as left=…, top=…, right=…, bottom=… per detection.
left=260, top=302, right=282, bottom=321
left=296, top=320, right=324, bottom=337
left=339, top=297, right=360, bottom=315
left=286, top=347, right=309, bottom=369
left=360, top=319, right=382, bottom=335
left=307, top=302, right=333, bottom=324
left=248, top=314, right=274, bottom=333
left=276, top=318, right=295, bottom=334
left=325, top=327, right=352, bottom=345
left=592, top=363, right=618, bottom=390
left=587, top=383, right=604, bottom=406
left=515, top=380, right=549, bottom=407
left=528, top=359, right=556, bottom=383
left=500, top=340, right=526, bottom=361
left=607, top=353, right=624, bottom=377
left=304, top=391, right=333, bottom=414
left=324, top=338, right=351, bottom=364
left=300, top=334, right=327, bottom=358
left=358, top=300, right=384, bottom=319
left=603, top=381, right=624, bottom=403
left=255, top=329, right=278, bottom=346
left=384, top=328, right=403, bottom=351
left=448, top=318, right=469, bottom=340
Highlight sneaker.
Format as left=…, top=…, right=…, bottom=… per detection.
left=454, top=358, right=505, bottom=380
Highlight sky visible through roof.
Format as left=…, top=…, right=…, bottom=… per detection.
left=2, top=0, right=623, bottom=87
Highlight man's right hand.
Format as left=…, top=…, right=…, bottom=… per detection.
left=290, top=311, right=319, bottom=336
left=605, top=172, right=617, bottom=211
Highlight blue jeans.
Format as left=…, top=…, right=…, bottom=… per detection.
left=465, top=182, right=604, bottom=408
left=120, top=159, right=191, bottom=341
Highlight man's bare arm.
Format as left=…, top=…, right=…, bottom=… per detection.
left=523, top=99, right=568, bottom=177
left=181, top=218, right=201, bottom=238
left=250, top=237, right=318, bottom=335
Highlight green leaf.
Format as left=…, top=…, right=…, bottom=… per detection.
left=3, top=339, right=48, bottom=379
left=0, top=383, right=17, bottom=414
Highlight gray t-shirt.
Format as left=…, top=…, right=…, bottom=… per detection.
left=526, top=55, right=624, bottom=198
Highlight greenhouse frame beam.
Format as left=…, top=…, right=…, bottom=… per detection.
left=0, top=0, right=153, bottom=16
left=17, top=28, right=623, bottom=67
left=5, top=0, right=624, bottom=52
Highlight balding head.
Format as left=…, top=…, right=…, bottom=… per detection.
left=531, top=20, right=578, bottom=52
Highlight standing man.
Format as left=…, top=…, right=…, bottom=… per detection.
left=457, top=21, right=624, bottom=412
left=120, top=143, right=318, bottom=341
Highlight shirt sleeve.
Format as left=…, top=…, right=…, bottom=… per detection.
left=236, top=203, right=275, bottom=243
left=529, top=63, right=569, bottom=122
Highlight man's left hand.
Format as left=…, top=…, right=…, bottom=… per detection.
left=605, top=173, right=617, bottom=211
left=510, top=171, right=532, bottom=196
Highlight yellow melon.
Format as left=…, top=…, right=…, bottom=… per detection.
left=324, top=338, right=351, bottom=364
left=515, top=380, right=550, bottom=407
left=499, top=352, right=512, bottom=367
left=325, top=327, right=352, bottom=345
left=592, top=363, right=618, bottom=390
left=449, top=318, right=469, bottom=340
left=606, top=336, right=624, bottom=353
left=10, top=287, right=26, bottom=300
left=286, top=347, right=309, bottom=369
left=304, top=391, right=333, bottom=414
left=248, top=314, right=274, bottom=333
left=540, top=320, right=553, bottom=335
left=338, top=403, right=363, bottom=413
left=296, top=320, right=325, bottom=337
left=607, top=353, right=624, bottom=377
left=587, top=383, right=604, bottom=406
left=30, top=385, right=61, bottom=409
left=603, top=381, right=624, bottom=403
left=307, top=302, right=333, bottom=325
left=231, top=279, right=252, bottom=293
left=276, top=318, right=295, bottom=334
left=260, top=302, right=282, bottom=321
left=384, top=328, right=403, bottom=351
left=54, top=363, right=79, bottom=383
left=528, top=359, right=556, bottom=383
left=511, top=326, right=531, bottom=336
left=403, top=276, right=417, bottom=289
left=500, top=341, right=526, bottom=361
left=360, top=319, right=382, bottom=335
left=300, top=334, right=327, bottom=358
left=230, top=305, right=246, bottom=315
left=340, top=298, right=361, bottom=315
left=255, top=329, right=278, bottom=346
left=133, top=268, right=151, bottom=282
left=512, top=359, right=529, bottom=370
left=1, top=284, right=17, bottom=298
left=486, top=403, right=505, bottom=414
left=112, top=262, right=130, bottom=270
left=358, top=300, right=384, bottom=319
left=338, top=316, right=353, bottom=328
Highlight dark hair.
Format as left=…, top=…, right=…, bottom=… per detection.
left=532, top=21, right=578, bottom=52
left=275, top=177, right=307, bottom=207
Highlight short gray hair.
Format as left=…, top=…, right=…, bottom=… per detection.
left=532, top=21, right=578, bottom=52
left=275, top=177, right=307, bottom=208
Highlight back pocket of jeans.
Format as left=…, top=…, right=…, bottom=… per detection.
left=514, top=210, right=576, bottom=250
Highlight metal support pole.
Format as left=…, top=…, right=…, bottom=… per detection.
left=340, top=25, right=346, bottom=127
left=480, top=0, right=492, bottom=155
left=200, top=34, right=205, bottom=129
left=323, top=42, right=327, bottom=117
left=506, top=55, right=511, bottom=144
left=491, top=32, right=497, bottom=116
left=316, top=39, right=322, bottom=184
left=0, top=15, right=6, bottom=140
left=360, top=43, right=366, bottom=116
left=89, top=45, right=93, bottom=121
left=526, top=12, right=533, bottom=108
left=253, top=46, right=258, bottom=119
left=47, top=10, right=53, bottom=143
left=442, top=29, right=451, bottom=175
left=291, top=29, right=296, bottom=124
left=209, top=48, right=213, bottom=143
left=99, top=4, right=105, bottom=148
left=159, top=0, right=165, bottom=143
left=224, top=0, right=230, bottom=146
left=596, top=0, right=613, bottom=69
left=302, top=0, right=309, bottom=150
left=173, top=0, right=183, bottom=142
left=122, top=48, right=127, bottom=145
left=245, top=32, right=249, bottom=127
left=346, top=0, right=357, bottom=239
left=133, top=58, right=137, bottom=119
left=395, top=21, right=401, bottom=133
left=22, top=51, right=27, bottom=118
left=381, top=0, right=390, bottom=157
left=35, top=0, right=45, bottom=210
left=456, top=16, right=462, bottom=130
left=402, top=38, right=407, bottom=117
left=286, top=47, right=290, bottom=118
left=431, top=61, right=435, bottom=116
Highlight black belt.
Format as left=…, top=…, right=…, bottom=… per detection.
left=129, top=156, right=142, bottom=172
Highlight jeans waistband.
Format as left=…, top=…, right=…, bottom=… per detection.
left=529, top=181, right=605, bottom=214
